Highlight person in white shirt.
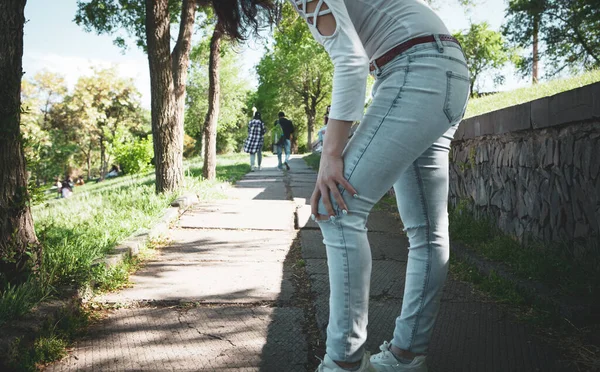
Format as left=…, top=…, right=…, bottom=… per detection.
left=214, top=1, right=469, bottom=371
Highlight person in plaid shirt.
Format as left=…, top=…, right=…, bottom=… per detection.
left=243, top=111, right=266, bottom=171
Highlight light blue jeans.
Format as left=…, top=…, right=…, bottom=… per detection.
left=276, top=139, right=291, bottom=168
left=250, top=150, right=262, bottom=168
left=316, top=39, right=470, bottom=363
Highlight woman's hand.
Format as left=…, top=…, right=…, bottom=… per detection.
left=311, top=153, right=357, bottom=220
left=310, top=117, right=358, bottom=220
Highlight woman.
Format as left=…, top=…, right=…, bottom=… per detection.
left=244, top=111, right=266, bottom=171
left=215, top=1, right=469, bottom=371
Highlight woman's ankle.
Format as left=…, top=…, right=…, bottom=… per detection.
left=390, top=344, right=421, bottom=361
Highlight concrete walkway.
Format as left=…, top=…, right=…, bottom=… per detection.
left=49, top=155, right=566, bottom=371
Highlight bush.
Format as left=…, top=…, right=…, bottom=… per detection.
left=113, top=136, right=154, bottom=175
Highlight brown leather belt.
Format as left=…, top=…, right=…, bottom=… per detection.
left=369, top=34, right=460, bottom=72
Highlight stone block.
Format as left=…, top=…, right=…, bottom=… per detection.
left=591, top=139, right=600, bottom=179
left=493, top=103, right=532, bottom=134
left=593, top=82, right=600, bottom=118
left=548, top=84, right=597, bottom=127
left=454, top=119, right=466, bottom=141
left=461, top=117, right=477, bottom=139
left=531, top=97, right=550, bottom=129
left=472, top=115, right=495, bottom=137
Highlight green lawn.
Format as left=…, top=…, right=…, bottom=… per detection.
left=465, top=69, right=600, bottom=119
left=1, top=154, right=250, bottom=327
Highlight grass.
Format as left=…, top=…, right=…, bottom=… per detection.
left=465, top=69, right=600, bottom=118
left=5, top=305, right=90, bottom=371
left=0, top=154, right=250, bottom=368
left=448, top=200, right=599, bottom=300
left=450, top=260, right=527, bottom=306
left=449, top=203, right=600, bottom=371
left=303, top=152, right=321, bottom=171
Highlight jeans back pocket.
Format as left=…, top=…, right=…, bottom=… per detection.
left=444, top=71, right=470, bottom=124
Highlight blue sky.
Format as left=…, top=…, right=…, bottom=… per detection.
left=23, top=0, right=519, bottom=109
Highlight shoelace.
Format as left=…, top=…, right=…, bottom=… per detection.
left=372, top=341, right=393, bottom=360
left=315, top=355, right=324, bottom=372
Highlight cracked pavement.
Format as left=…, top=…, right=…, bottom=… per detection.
left=48, top=155, right=568, bottom=371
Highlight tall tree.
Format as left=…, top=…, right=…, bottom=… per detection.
left=503, top=0, right=600, bottom=79
left=453, top=23, right=517, bottom=96
left=0, top=0, right=41, bottom=284
left=186, top=34, right=251, bottom=155
left=202, top=25, right=222, bottom=180
left=21, top=72, right=68, bottom=185
left=76, top=0, right=196, bottom=192
left=50, top=68, right=144, bottom=179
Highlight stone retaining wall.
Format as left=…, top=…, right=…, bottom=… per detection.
left=450, top=82, right=600, bottom=263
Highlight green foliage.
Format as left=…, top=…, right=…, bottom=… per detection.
left=255, top=2, right=333, bottom=150
left=74, top=0, right=185, bottom=51
left=453, top=22, right=518, bottom=95
left=113, top=134, right=154, bottom=175
left=503, top=0, right=600, bottom=78
left=20, top=71, right=69, bottom=184
left=465, top=69, right=600, bottom=118
left=21, top=68, right=147, bottom=187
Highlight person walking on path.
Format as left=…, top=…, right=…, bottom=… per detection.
left=274, top=111, right=294, bottom=170
left=215, top=1, right=469, bottom=371
left=244, top=111, right=266, bottom=171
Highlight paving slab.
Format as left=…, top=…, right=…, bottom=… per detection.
left=306, top=262, right=562, bottom=371
left=230, top=177, right=288, bottom=201
left=98, top=229, right=295, bottom=304
left=47, top=306, right=307, bottom=372
left=178, top=200, right=295, bottom=231
left=296, top=204, right=404, bottom=233
left=300, top=229, right=407, bottom=261
left=366, top=298, right=562, bottom=372
left=290, top=185, right=315, bottom=200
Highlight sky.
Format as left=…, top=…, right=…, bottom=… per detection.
left=23, top=0, right=523, bottom=109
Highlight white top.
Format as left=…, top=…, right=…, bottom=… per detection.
left=290, top=0, right=449, bottom=122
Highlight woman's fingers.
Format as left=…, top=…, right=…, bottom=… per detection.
left=329, top=179, right=348, bottom=213
left=311, top=177, right=358, bottom=221
left=319, top=185, right=335, bottom=217
left=310, top=187, right=322, bottom=220
left=337, top=177, right=358, bottom=199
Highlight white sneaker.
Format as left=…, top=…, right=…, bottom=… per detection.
left=250, top=166, right=256, bottom=172
left=317, top=352, right=377, bottom=372
left=370, top=342, right=427, bottom=372
left=258, top=166, right=261, bottom=170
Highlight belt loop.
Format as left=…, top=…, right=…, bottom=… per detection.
left=371, top=59, right=381, bottom=75
left=433, top=34, right=444, bottom=53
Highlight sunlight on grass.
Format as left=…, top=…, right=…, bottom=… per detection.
left=465, top=69, right=600, bottom=118
left=1, top=154, right=250, bottom=328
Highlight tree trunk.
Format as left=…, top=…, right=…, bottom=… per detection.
left=86, top=148, right=92, bottom=180
left=532, top=14, right=540, bottom=84
left=172, top=0, right=196, bottom=160
left=146, top=0, right=181, bottom=193
left=202, top=27, right=222, bottom=180
left=99, top=133, right=106, bottom=177
left=305, top=97, right=317, bottom=151
left=0, top=0, right=41, bottom=285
